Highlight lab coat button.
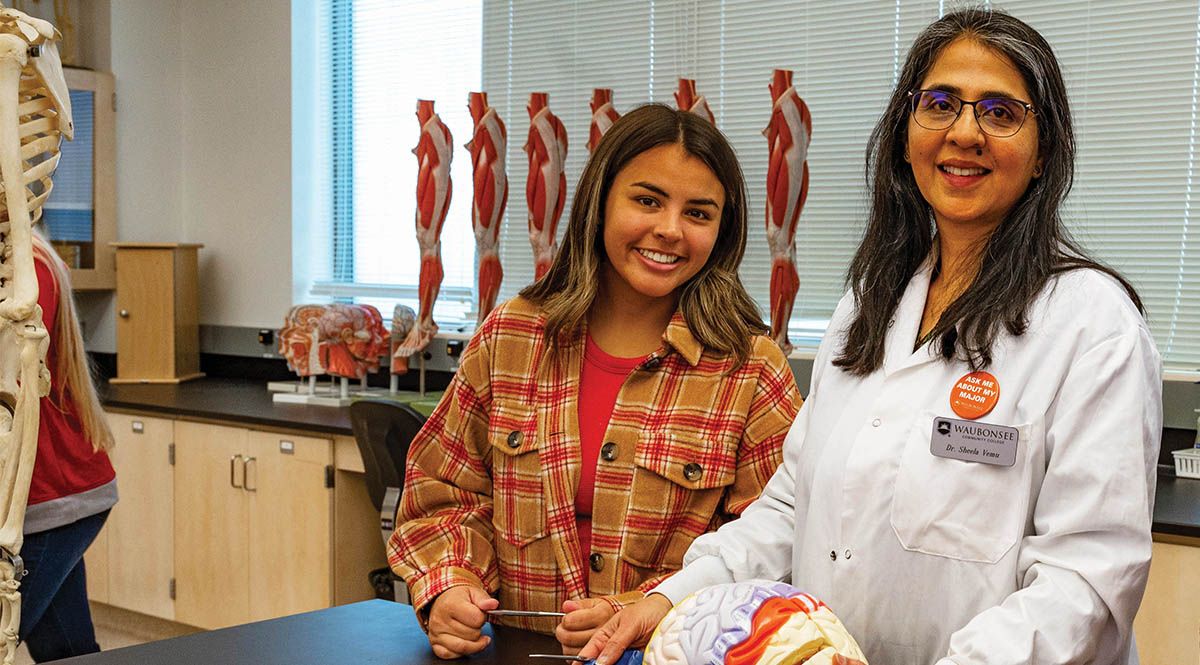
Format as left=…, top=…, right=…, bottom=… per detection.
left=601, top=442, right=618, bottom=461
left=589, top=553, right=605, bottom=572
left=844, top=549, right=852, bottom=559
left=871, top=418, right=881, bottom=428
left=683, top=463, right=703, bottom=481
left=829, top=550, right=837, bottom=561
left=506, top=431, right=522, bottom=448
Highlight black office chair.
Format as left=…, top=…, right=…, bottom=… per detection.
left=348, top=399, right=427, bottom=604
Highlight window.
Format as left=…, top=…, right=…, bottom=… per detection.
left=297, top=0, right=1200, bottom=372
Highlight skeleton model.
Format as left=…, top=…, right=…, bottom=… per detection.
left=466, top=92, right=506, bottom=326
left=763, top=69, right=812, bottom=355
left=394, top=100, right=452, bottom=369
left=644, top=581, right=866, bottom=665
left=587, top=88, right=620, bottom=153
left=674, top=78, right=715, bottom=124
left=0, top=9, right=69, bottom=663
left=523, top=92, right=567, bottom=281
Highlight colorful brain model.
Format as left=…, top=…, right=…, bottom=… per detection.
left=644, top=581, right=867, bottom=665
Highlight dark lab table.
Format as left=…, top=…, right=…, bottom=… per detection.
left=58, top=600, right=563, bottom=664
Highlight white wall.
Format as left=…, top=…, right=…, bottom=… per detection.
left=82, top=0, right=292, bottom=352
left=179, top=1, right=292, bottom=329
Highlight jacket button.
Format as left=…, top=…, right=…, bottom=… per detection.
left=589, top=553, right=604, bottom=572
left=506, top=431, right=522, bottom=448
left=601, top=442, right=618, bottom=461
left=683, top=462, right=703, bottom=481
left=844, top=549, right=852, bottom=560
left=643, top=356, right=661, bottom=370
left=829, top=550, right=838, bottom=561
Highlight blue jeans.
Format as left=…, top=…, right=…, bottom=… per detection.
left=18, top=510, right=109, bottom=662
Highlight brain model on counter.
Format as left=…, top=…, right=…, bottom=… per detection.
left=644, top=581, right=867, bottom=665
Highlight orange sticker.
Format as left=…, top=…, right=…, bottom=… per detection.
left=949, top=371, right=1000, bottom=420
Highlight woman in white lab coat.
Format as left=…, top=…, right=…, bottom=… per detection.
left=581, top=8, right=1162, bottom=665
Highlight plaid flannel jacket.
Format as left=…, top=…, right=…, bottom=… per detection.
left=387, top=297, right=801, bottom=633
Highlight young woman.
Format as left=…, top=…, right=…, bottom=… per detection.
left=388, top=104, right=802, bottom=659
left=19, top=233, right=117, bottom=661
left=583, top=10, right=1161, bottom=665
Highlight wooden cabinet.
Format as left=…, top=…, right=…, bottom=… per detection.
left=173, top=422, right=333, bottom=629
left=86, top=411, right=376, bottom=628
left=106, top=413, right=176, bottom=619
left=173, top=421, right=249, bottom=629
left=245, top=431, right=334, bottom=622
left=45, top=68, right=116, bottom=290
left=1134, top=535, right=1200, bottom=665
left=83, top=412, right=175, bottom=619
left=111, top=243, right=204, bottom=384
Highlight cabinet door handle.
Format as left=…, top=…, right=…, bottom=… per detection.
left=230, top=454, right=244, bottom=488
left=243, top=456, right=257, bottom=492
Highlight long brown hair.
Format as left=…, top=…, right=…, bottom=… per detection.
left=835, top=8, right=1141, bottom=374
left=32, top=232, right=114, bottom=451
left=520, top=104, right=767, bottom=366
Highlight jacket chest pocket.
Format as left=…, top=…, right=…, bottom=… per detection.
left=489, top=402, right=547, bottom=548
left=890, top=410, right=1036, bottom=564
left=620, top=432, right=736, bottom=570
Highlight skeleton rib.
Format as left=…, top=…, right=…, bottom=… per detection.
left=18, top=134, right=55, bottom=161
left=22, top=152, right=56, bottom=184
left=18, top=115, right=53, bottom=139
left=16, top=96, right=49, bottom=117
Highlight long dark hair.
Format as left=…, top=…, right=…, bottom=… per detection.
left=521, top=104, right=767, bottom=366
left=834, top=7, right=1142, bottom=374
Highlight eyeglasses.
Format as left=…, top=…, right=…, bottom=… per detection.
left=908, top=89, right=1036, bottom=138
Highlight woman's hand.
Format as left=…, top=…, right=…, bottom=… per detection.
left=833, top=656, right=866, bottom=665
left=556, top=598, right=617, bottom=654
left=577, top=593, right=672, bottom=665
left=426, top=585, right=500, bottom=659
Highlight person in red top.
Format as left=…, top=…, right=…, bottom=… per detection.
left=389, top=104, right=802, bottom=659
left=18, top=232, right=116, bottom=661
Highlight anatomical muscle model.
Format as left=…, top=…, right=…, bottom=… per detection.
left=466, top=92, right=506, bottom=326
left=395, top=100, right=452, bottom=368
left=675, top=78, right=715, bottom=124
left=278, top=304, right=389, bottom=385
left=587, top=88, right=619, bottom=153
left=523, top=92, right=567, bottom=281
left=0, top=9, right=69, bottom=664
left=388, top=303, right=415, bottom=391
left=763, top=69, right=811, bottom=355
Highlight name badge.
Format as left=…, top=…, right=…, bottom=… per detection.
left=930, top=416, right=1018, bottom=467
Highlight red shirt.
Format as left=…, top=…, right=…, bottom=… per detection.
left=575, top=334, right=644, bottom=575
left=28, top=255, right=115, bottom=507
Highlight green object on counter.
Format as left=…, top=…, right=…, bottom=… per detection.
left=409, top=400, right=440, bottom=418
left=350, top=390, right=444, bottom=418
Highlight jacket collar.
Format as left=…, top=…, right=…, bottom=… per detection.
left=662, top=311, right=703, bottom=366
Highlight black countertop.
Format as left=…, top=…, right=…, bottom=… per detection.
left=1152, top=474, right=1200, bottom=539
left=101, top=377, right=1200, bottom=540
left=102, top=377, right=355, bottom=436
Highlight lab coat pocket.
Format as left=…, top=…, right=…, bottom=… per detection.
left=890, top=410, right=1033, bottom=564
left=621, top=431, right=736, bottom=570
left=489, top=401, right=547, bottom=547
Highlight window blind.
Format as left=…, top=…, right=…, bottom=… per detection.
left=306, top=0, right=1200, bottom=371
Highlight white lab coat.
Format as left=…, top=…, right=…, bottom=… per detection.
left=654, top=258, right=1162, bottom=665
